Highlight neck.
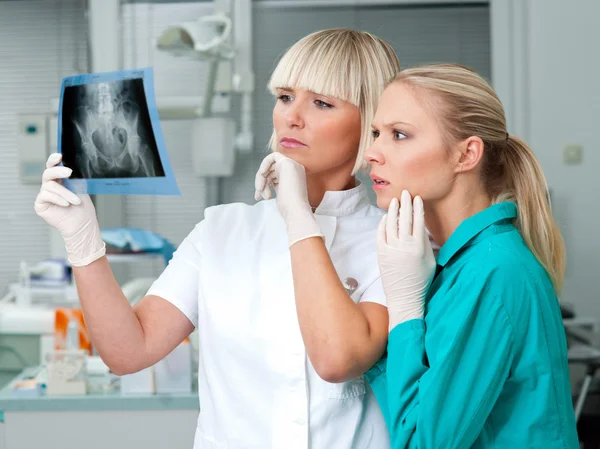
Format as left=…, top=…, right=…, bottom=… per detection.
left=425, top=186, right=491, bottom=247
left=306, top=170, right=357, bottom=209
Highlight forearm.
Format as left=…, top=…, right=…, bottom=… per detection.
left=290, top=237, right=384, bottom=382
left=384, top=309, right=513, bottom=448
left=385, top=321, right=429, bottom=448
left=72, top=256, right=147, bottom=374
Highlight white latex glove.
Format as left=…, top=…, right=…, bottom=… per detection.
left=254, top=152, right=323, bottom=247
left=34, top=153, right=106, bottom=267
left=377, top=190, right=437, bottom=331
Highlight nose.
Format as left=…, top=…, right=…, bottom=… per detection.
left=284, top=101, right=305, bottom=129
left=364, top=140, right=385, bottom=165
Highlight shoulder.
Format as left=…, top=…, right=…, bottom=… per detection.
left=467, top=232, right=547, bottom=282
left=204, top=200, right=277, bottom=223
left=202, top=200, right=278, bottom=230
left=193, top=200, right=282, bottom=247
left=456, top=236, right=555, bottom=309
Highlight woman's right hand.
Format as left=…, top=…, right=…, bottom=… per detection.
left=377, top=190, right=437, bottom=331
left=34, top=153, right=106, bottom=267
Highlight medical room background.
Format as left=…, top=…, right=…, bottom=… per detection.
left=0, top=0, right=598, bottom=448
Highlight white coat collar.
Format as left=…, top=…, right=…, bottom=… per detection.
left=314, top=181, right=370, bottom=217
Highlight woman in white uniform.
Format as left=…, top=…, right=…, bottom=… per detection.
left=34, top=29, right=400, bottom=449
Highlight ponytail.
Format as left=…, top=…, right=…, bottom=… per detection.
left=496, top=135, right=566, bottom=293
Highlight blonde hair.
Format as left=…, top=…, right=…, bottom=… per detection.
left=392, top=64, right=566, bottom=293
left=267, top=28, right=400, bottom=174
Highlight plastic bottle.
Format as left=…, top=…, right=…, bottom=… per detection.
left=65, top=316, right=80, bottom=350
left=17, top=261, right=31, bottom=306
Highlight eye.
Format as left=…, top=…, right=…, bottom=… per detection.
left=315, top=99, right=333, bottom=109
left=394, top=130, right=408, bottom=140
left=277, top=94, right=292, bottom=103
left=371, top=129, right=380, bottom=139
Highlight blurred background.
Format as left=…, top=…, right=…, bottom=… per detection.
left=0, top=1, right=598, bottom=448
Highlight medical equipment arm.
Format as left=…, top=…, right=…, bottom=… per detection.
left=290, top=238, right=389, bottom=383
left=370, top=285, right=515, bottom=449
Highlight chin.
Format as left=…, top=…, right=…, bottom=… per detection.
left=375, top=194, right=392, bottom=210
left=278, top=148, right=306, bottom=164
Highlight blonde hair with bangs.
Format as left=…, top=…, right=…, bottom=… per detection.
left=267, top=28, right=400, bottom=174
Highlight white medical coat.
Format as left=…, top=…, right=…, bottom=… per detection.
left=148, top=183, right=391, bottom=449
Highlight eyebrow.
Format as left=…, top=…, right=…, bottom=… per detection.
left=382, top=121, right=416, bottom=128
left=275, top=87, right=336, bottom=102
left=372, top=121, right=419, bottom=132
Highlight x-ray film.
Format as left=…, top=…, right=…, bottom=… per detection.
left=57, top=67, right=180, bottom=196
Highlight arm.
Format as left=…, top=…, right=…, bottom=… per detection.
left=75, top=229, right=202, bottom=374
left=254, top=153, right=388, bottom=382
left=34, top=153, right=196, bottom=375
left=73, top=257, right=194, bottom=375
left=385, top=296, right=514, bottom=448
left=290, top=237, right=389, bottom=383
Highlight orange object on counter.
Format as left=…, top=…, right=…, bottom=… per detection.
left=54, top=308, right=92, bottom=355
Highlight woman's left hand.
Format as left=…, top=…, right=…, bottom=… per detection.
left=377, top=190, right=437, bottom=331
left=254, top=153, right=324, bottom=247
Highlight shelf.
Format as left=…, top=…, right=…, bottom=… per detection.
left=106, top=253, right=164, bottom=263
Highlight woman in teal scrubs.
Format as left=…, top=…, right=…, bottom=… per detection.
left=364, top=64, right=579, bottom=448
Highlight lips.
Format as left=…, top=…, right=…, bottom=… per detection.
left=280, top=137, right=306, bottom=149
left=370, top=174, right=390, bottom=186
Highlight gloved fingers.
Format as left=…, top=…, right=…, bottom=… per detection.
left=263, top=182, right=273, bottom=200
left=270, top=179, right=279, bottom=197
left=256, top=154, right=275, bottom=178
left=256, top=173, right=276, bottom=201
left=257, top=153, right=285, bottom=178
left=254, top=172, right=273, bottom=201
left=377, top=213, right=388, bottom=246
left=398, top=190, right=413, bottom=237
left=386, top=197, right=399, bottom=243
left=255, top=184, right=270, bottom=201
left=43, top=166, right=72, bottom=183
left=255, top=154, right=283, bottom=201
left=35, top=189, right=70, bottom=208
left=264, top=174, right=280, bottom=200
left=45, top=153, right=62, bottom=169
left=254, top=169, right=267, bottom=201
left=44, top=180, right=81, bottom=205
left=254, top=155, right=274, bottom=199
left=412, top=195, right=426, bottom=245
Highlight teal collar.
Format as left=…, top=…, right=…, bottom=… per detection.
left=436, top=202, right=518, bottom=267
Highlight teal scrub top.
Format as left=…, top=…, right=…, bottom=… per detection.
left=366, top=202, right=579, bottom=448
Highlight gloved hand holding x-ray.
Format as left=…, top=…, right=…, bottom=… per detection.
left=58, top=68, right=180, bottom=195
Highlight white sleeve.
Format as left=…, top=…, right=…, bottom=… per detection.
left=146, top=223, right=203, bottom=328
left=358, top=276, right=387, bottom=307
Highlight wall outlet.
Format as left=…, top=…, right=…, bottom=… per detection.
left=563, top=145, right=583, bottom=165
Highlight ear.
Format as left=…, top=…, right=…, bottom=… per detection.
left=454, top=136, right=485, bottom=174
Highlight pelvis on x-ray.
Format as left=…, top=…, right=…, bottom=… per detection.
left=71, top=81, right=156, bottom=178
